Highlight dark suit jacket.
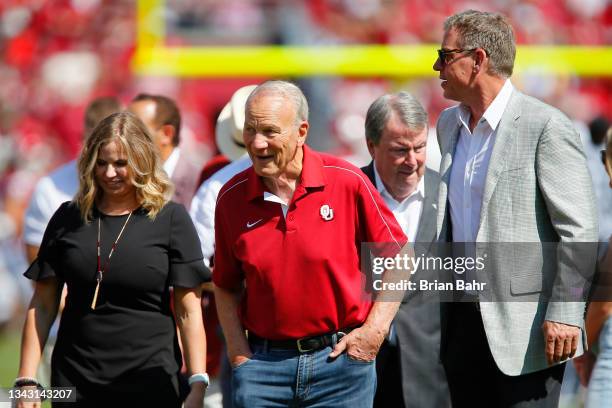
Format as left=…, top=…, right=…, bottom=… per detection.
left=362, top=161, right=450, bottom=408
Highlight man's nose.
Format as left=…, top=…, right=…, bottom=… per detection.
left=252, top=134, right=268, bottom=149
left=404, top=151, right=417, bottom=167
left=433, top=57, right=442, bottom=72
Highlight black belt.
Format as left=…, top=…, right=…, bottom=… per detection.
left=248, top=328, right=355, bottom=353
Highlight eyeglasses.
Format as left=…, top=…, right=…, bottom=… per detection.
left=436, top=48, right=479, bottom=66
left=602, top=150, right=608, bottom=166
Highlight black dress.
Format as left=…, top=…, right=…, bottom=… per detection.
left=25, top=201, right=210, bottom=407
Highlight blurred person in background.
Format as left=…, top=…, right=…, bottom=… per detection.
left=583, top=117, right=612, bottom=244
left=0, top=211, right=20, bottom=331
left=23, top=96, right=122, bottom=263
left=190, top=84, right=256, bottom=408
left=15, top=112, right=209, bottom=408
left=128, top=94, right=200, bottom=208
left=361, top=92, right=450, bottom=408
left=434, top=10, right=598, bottom=407
left=190, top=85, right=256, bottom=267
left=574, top=126, right=612, bottom=407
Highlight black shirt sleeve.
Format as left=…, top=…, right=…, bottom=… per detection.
left=167, top=202, right=211, bottom=287
left=24, top=201, right=74, bottom=281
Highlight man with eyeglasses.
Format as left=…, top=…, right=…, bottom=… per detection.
left=433, top=10, right=598, bottom=407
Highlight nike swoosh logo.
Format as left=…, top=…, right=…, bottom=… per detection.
left=246, top=219, right=263, bottom=228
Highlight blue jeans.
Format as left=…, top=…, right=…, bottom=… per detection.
left=587, top=316, right=612, bottom=407
left=232, top=341, right=376, bottom=407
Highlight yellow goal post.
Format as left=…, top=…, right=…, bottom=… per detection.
left=133, top=0, right=612, bottom=78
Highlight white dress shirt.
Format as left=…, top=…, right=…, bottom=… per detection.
left=373, top=164, right=425, bottom=242
left=163, top=147, right=180, bottom=178
left=449, top=80, right=514, bottom=243
left=189, top=154, right=252, bottom=266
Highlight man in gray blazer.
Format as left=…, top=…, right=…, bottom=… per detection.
left=433, top=10, right=598, bottom=407
left=361, top=92, right=450, bottom=408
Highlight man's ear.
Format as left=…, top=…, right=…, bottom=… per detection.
left=366, top=139, right=376, bottom=159
left=297, top=121, right=309, bottom=146
left=159, top=124, right=175, bottom=146
left=473, top=48, right=487, bottom=73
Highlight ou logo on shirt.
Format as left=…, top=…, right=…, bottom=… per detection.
left=319, top=205, right=334, bottom=221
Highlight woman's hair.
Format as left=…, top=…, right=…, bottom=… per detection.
left=75, top=112, right=173, bottom=222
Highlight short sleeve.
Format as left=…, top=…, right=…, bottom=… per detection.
left=24, top=201, right=72, bottom=281
left=357, top=174, right=408, bottom=257
left=168, top=203, right=212, bottom=287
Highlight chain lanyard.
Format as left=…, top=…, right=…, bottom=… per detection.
left=91, top=211, right=133, bottom=310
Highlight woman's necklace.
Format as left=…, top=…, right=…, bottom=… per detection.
left=91, top=211, right=133, bottom=310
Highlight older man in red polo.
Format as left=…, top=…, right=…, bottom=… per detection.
left=213, top=80, right=408, bottom=407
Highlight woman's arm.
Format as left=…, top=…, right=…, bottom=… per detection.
left=18, top=278, right=62, bottom=378
left=585, top=301, right=612, bottom=348
left=174, top=286, right=207, bottom=408
left=586, top=240, right=612, bottom=348
left=16, top=278, right=62, bottom=408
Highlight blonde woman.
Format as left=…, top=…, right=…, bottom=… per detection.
left=574, top=127, right=612, bottom=406
left=15, top=112, right=209, bottom=407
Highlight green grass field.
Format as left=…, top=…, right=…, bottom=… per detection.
left=0, top=329, right=20, bottom=389
left=0, top=329, right=50, bottom=407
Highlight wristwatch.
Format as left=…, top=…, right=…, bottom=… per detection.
left=188, top=373, right=209, bottom=388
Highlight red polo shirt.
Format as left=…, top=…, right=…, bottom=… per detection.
left=214, top=146, right=407, bottom=339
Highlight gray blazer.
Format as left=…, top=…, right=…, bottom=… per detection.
left=362, top=162, right=450, bottom=407
left=436, top=90, right=598, bottom=375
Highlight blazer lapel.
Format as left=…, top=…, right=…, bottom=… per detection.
left=361, top=161, right=376, bottom=186
left=436, top=111, right=461, bottom=238
left=416, top=169, right=437, bottom=245
left=476, top=91, right=522, bottom=240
